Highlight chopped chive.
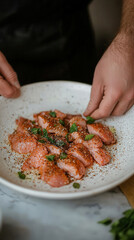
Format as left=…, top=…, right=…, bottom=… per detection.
left=73, top=183, right=80, bottom=189
left=60, top=152, right=67, bottom=159
left=85, top=134, right=94, bottom=141
left=46, top=155, right=55, bottom=161
left=18, top=171, right=26, bottom=179
left=98, top=218, right=112, bottom=225
left=30, top=128, right=41, bottom=135
left=69, top=123, right=78, bottom=133
left=59, top=119, right=65, bottom=126
left=49, top=111, right=56, bottom=118
left=86, top=116, right=95, bottom=124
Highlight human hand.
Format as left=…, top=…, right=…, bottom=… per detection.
left=84, top=33, right=134, bottom=119
left=0, top=51, right=20, bottom=98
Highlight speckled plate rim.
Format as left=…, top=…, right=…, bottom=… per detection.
left=0, top=81, right=134, bottom=200
left=0, top=170, right=134, bottom=199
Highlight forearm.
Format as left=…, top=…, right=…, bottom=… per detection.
left=120, top=0, right=134, bottom=37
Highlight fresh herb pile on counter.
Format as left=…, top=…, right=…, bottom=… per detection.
left=98, top=209, right=134, bottom=240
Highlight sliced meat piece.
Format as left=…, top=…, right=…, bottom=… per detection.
left=54, top=109, right=67, bottom=119
left=65, top=114, right=82, bottom=120
left=83, top=135, right=103, bottom=150
left=37, top=115, right=68, bottom=137
left=21, top=144, right=48, bottom=170
left=45, top=144, right=62, bottom=155
left=69, top=116, right=86, bottom=128
left=33, top=111, right=50, bottom=122
left=68, top=143, right=94, bottom=167
left=71, top=131, right=103, bottom=149
left=39, top=157, right=69, bottom=187
left=16, top=117, right=35, bottom=134
left=9, top=131, right=37, bottom=154
left=57, top=155, right=85, bottom=179
left=90, top=148, right=111, bottom=166
left=37, top=115, right=50, bottom=129
left=87, top=123, right=116, bottom=145
left=64, top=114, right=82, bottom=129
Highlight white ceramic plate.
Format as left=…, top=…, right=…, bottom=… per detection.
left=0, top=81, right=134, bottom=199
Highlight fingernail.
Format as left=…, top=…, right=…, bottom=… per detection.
left=13, top=80, right=20, bottom=89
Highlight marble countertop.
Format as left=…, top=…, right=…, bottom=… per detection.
left=0, top=184, right=130, bottom=240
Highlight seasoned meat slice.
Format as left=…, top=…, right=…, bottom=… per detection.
left=68, top=143, right=94, bottom=167
left=16, top=117, right=35, bottom=134
left=69, top=116, right=86, bottom=128
left=45, top=144, right=62, bottom=155
left=21, top=144, right=48, bottom=170
left=87, top=123, right=116, bottom=145
left=89, top=148, right=111, bottom=166
left=54, top=109, right=67, bottom=119
left=37, top=115, right=68, bottom=137
left=71, top=132, right=103, bottom=149
left=39, top=156, right=69, bottom=187
left=57, top=155, right=85, bottom=179
left=9, top=131, right=37, bottom=154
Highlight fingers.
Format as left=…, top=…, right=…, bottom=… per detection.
left=0, top=76, right=20, bottom=98
left=0, top=51, right=20, bottom=89
left=89, top=90, right=119, bottom=119
left=83, top=76, right=103, bottom=117
left=111, top=93, right=134, bottom=116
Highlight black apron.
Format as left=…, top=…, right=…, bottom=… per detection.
left=0, top=0, right=95, bottom=85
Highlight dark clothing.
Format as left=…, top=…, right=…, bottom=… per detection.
left=0, top=0, right=95, bottom=85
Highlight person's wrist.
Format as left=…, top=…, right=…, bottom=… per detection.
left=110, top=32, right=134, bottom=58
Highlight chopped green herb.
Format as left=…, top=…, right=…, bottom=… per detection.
left=47, top=137, right=55, bottom=144
left=59, top=119, right=65, bottom=126
left=69, top=123, right=78, bottom=133
left=18, top=171, right=26, bottom=179
left=46, top=155, right=55, bottom=161
left=43, top=129, right=48, bottom=138
left=42, top=129, right=55, bottom=144
left=86, top=116, right=95, bottom=124
left=73, top=182, right=80, bottom=189
left=30, top=128, right=41, bottom=135
left=98, top=218, right=112, bottom=225
left=54, top=124, right=57, bottom=127
left=49, top=111, right=56, bottom=118
left=85, top=134, right=94, bottom=141
left=55, top=140, right=65, bottom=147
left=38, top=139, right=46, bottom=143
left=65, top=133, right=69, bottom=142
left=60, top=152, right=67, bottom=159
left=32, top=121, right=35, bottom=124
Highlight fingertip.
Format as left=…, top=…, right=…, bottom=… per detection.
left=83, top=109, right=91, bottom=117
left=12, top=87, right=21, bottom=98
left=13, top=79, right=21, bottom=89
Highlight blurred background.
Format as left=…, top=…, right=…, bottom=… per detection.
left=89, top=0, right=122, bottom=61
